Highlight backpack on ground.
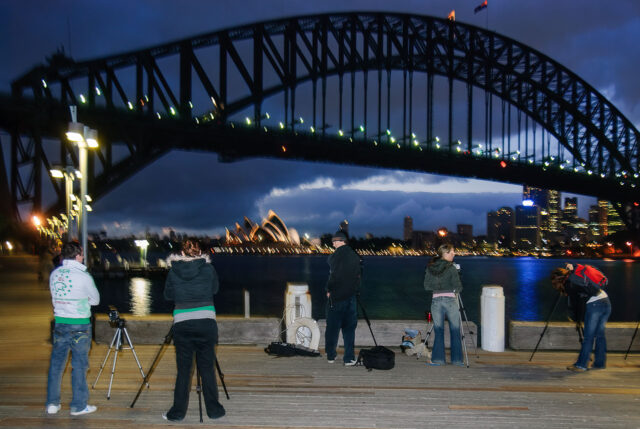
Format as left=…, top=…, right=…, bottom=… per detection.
left=356, top=296, right=395, bottom=370
left=357, top=345, right=395, bottom=370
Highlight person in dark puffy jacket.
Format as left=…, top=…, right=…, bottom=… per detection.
left=423, top=243, right=464, bottom=366
left=162, top=239, right=225, bottom=421
left=325, top=230, right=362, bottom=366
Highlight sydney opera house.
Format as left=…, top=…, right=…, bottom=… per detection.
left=225, top=210, right=301, bottom=246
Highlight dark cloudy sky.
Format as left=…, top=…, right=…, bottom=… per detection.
left=2, top=1, right=639, bottom=238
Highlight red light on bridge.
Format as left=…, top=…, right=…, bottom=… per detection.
left=634, top=202, right=639, bottom=207
left=500, top=160, right=507, bottom=168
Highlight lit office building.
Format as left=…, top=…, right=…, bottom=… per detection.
left=522, top=186, right=561, bottom=239
left=589, top=205, right=602, bottom=237
left=547, top=190, right=561, bottom=233
left=560, top=197, right=578, bottom=231
left=487, top=207, right=514, bottom=247
left=599, top=200, right=625, bottom=235
left=597, top=200, right=609, bottom=236
left=515, top=203, right=541, bottom=249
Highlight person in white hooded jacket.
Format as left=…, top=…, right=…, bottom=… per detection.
left=45, top=242, right=100, bottom=417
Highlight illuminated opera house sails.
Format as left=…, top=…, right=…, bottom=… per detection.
left=225, top=210, right=300, bottom=245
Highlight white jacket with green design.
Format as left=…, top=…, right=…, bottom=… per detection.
left=49, top=259, right=100, bottom=324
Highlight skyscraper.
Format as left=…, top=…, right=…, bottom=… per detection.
left=561, top=197, right=578, bottom=231
left=547, top=190, right=561, bottom=233
left=599, top=200, right=624, bottom=235
left=515, top=204, right=541, bottom=249
left=403, top=216, right=413, bottom=242
left=522, top=186, right=561, bottom=240
left=457, top=224, right=473, bottom=242
left=487, top=207, right=514, bottom=247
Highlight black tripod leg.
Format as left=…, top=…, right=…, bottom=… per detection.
left=215, top=358, right=230, bottom=400
left=625, top=320, right=640, bottom=360
left=529, top=292, right=563, bottom=362
left=357, top=296, right=377, bottom=346
left=130, top=328, right=173, bottom=408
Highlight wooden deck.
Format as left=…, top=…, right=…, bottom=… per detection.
left=1, top=254, right=640, bottom=428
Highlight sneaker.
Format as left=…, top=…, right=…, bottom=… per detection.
left=46, top=404, right=61, bottom=414
left=427, top=361, right=443, bottom=366
left=70, top=405, right=97, bottom=416
left=162, top=412, right=183, bottom=422
left=344, top=359, right=358, bottom=366
left=327, top=359, right=335, bottom=364
left=590, top=366, right=606, bottom=370
left=566, top=364, right=587, bottom=373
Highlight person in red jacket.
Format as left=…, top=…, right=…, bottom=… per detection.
left=564, top=263, right=611, bottom=372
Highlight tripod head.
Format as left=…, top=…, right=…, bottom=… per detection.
left=108, top=305, right=126, bottom=328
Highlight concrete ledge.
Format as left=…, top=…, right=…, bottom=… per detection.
left=509, top=321, right=640, bottom=351
left=95, top=314, right=477, bottom=348
left=95, top=315, right=280, bottom=345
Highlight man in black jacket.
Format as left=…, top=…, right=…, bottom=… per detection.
left=325, top=230, right=361, bottom=366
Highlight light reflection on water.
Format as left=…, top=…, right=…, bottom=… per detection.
left=514, top=258, right=542, bottom=321
left=129, top=277, right=151, bottom=316
left=92, top=256, right=639, bottom=323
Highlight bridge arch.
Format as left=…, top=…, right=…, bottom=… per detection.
left=2, top=12, right=639, bottom=227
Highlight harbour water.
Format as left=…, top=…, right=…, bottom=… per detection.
left=94, top=255, right=639, bottom=326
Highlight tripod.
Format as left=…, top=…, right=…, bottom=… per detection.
left=529, top=291, right=584, bottom=361
left=93, top=317, right=146, bottom=399
left=422, top=294, right=475, bottom=367
left=130, top=327, right=230, bottom=415
left=456, top=293, right=479, bottom=361
left=624, top=318, right=640, bottom=360
left=456, top=292, right=480, bottom=368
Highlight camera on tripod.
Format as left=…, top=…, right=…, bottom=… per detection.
left=108, top=305, right=122, bottom=327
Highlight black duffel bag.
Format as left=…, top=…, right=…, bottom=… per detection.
left=355, top=296, right=396, bottom=370
left=357, top=345, right=395, bottom=370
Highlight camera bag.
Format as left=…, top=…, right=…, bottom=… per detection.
left=357, top=345, right=395, bottom=370
left=356, top=296, right=395, bottom=370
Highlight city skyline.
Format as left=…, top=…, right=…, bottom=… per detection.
left=2, top=1, right=637, bottom=238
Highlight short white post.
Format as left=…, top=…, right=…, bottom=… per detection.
left=243, top=289, right=250, bottom=318
left=481, top=285, right=505, bottom=352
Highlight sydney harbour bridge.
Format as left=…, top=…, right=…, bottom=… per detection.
left=0, top=12, right=638, bottom=231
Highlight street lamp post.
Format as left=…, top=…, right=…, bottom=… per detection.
left=50, top=165, right=78, bottom=241
left=66, top=106, right=99, bottom=265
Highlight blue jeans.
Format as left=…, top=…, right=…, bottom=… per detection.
left=325, top=296, right=357, bottom=363
left=431, top=296, right=462, bottom=365
left=46, top=323, right=92, bottom=411
left=167, top=319, right=225, bottom=421
left=575, top=297, right=611, bottom=369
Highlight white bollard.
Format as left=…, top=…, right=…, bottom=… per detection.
left=481, top=285, right=505, bottom=352
left=243, top=289, right=250, bottom=318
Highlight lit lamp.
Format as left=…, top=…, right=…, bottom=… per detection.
left=134, top=239, right=149, bottom=267
left=66, top=106, right=100, bottom=265
left=32, top=215, right=42, bottom=235
left=50, top=165, right=79, bottom=241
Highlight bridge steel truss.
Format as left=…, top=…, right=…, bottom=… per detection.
left=2, top=12, right=639, bottom=229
